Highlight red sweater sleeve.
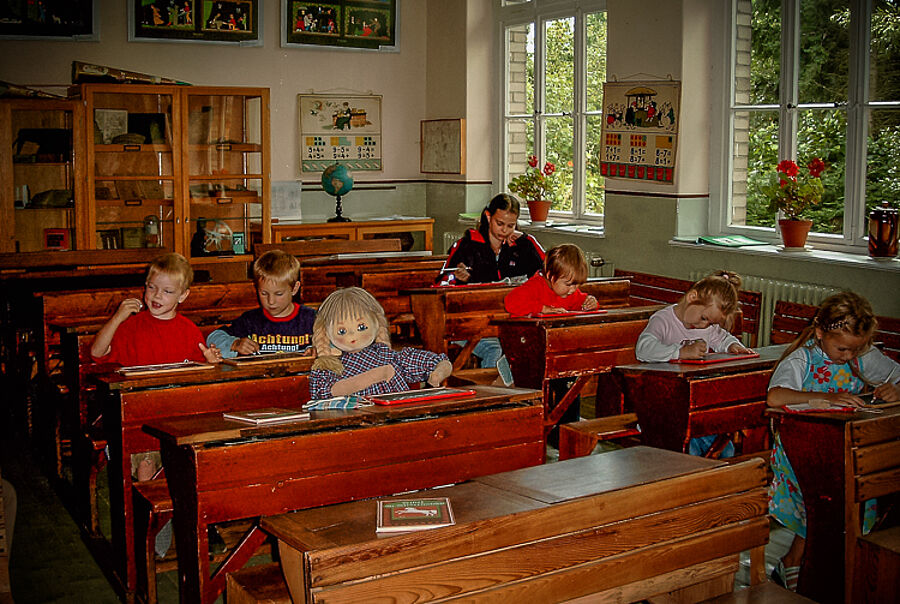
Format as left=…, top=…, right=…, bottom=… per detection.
left=504, top=274, right=544, bottom=316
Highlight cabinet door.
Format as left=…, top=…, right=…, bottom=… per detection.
left=86, top=87, right=179, bottom=252
left=1, top=100, right=82, bottom=253
left=183, top=89, right=270, bottom=258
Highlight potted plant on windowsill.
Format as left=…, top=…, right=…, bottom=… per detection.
left=508, top=155, right=557, bottom=225
left=762, top=157, right=826, bottom=249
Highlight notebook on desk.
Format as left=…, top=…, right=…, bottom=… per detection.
left=367, top=387, right=476, bottom=406
left=535, top=309, right=608, bottom=318
left=221, top=350, right=310, bottom=366
left=669, top=351, right=760, bottom=365
left=116, top=360, right=216, bottom=376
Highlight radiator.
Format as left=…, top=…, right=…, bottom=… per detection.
left=690, top=271, right=839, bottom=346
left=442, top=231, right=463, bottom=255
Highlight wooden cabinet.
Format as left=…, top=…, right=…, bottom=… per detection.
left=0, top=98, right=86, bottom=253
left=80, top=84, right=271, bottom=266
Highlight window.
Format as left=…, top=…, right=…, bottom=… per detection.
left=714, top=0, right=900, bottom=250
left=499, top=1, right=608, bottom=225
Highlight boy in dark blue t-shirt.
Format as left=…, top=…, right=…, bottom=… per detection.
left=207, top=250, right=315, bottom=358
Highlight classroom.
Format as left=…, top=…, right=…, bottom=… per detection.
left=1, top=1, right=899, bottom=603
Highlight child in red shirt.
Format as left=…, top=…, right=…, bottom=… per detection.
left=504, top=244, right=598, bottom=316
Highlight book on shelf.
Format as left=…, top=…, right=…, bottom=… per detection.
left=222, top=407, right=311, bottom=425
left=376, top=497, right=455, bottom=533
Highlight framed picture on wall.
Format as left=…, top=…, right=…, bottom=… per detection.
left=129, top=0, right=262, bottom=45
left=282, top=0, right=396, bottom=50
left=420, top=119, right=465, bottom=175
left=0, top=0, right=98, bottom=40
left=298, top=94, right=383, bottom=172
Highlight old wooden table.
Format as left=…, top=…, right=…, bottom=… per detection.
left=262, top=446, right=769, bottom=603
left=614, top=344, right=786, bottom=455
left=767, top=403, right=900, bottom=603
left=271, top=217, right=434, bottom=251
left=494, top=305, right=663, bottom=437
left=144, top=385, right=544, bottom=604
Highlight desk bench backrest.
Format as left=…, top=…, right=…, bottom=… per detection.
left=614, top=269, right=761, bottom=346
left=296, top=456, right=768, bottom=603
left=254, top=238, right=402, bottom=260
left=772, top=300, right=899, bottom=362
left=299, top=258, right=445, bottom=304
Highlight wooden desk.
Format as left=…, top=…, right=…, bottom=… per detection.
left=261, top=447, right=769, bottom=603
left=271, top=217, right=434, bottom=251
left=495, top=305, right=663, bottom=437
left=768, top=404, right=900, bottom=603
left=614, top=345, right=785, bottom=455
left=144, top=385, right=543, bottom=604
left=93, top=358, right=314, bottom=598
left=404, top=278, right=632, bottom=372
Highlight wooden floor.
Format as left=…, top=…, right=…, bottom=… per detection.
left=1, top=397, right=793, bottom=603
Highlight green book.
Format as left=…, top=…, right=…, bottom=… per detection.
left=697, top=234, right=768, bottom=247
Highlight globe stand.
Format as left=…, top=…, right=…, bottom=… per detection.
left=327, top=195, right=351, bottom=223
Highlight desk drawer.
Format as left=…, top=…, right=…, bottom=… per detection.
left=546, top=319, right=647, bottom=355
left=689, top=370, right=772, bottom=409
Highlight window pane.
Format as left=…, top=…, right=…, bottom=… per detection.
left=735, top=110, right=779, bottom=227
left=506, top=118, right=534, bottom=193
left=799, top=0, right=849, bottom=104
left=544, top=116, right=573, bottom=211
left=506, top=23, right=533, bottom=117
left=866, top=108, right=900, bottom=230
left=544, top=17, right=573, bottom=115
left=740, top=0, right=781, bottom=106
left=585, top=12, right=608, bottom=113
left=585, top=114, right=606, bottom=215
left=798, top=108, right=846, bottom=234
left=870, top=0, right=900, bottom=102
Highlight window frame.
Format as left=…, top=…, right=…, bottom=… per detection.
left=496, top=0, right=608, bottom=226
left=711, top=0, right=899, bottom=253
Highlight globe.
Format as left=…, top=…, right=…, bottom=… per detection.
left=321, top=164, right=354, bottom=197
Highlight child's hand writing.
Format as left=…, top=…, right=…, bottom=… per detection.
left=200, top=342, right=223, bottom=364
left=873, top=381, right=900, bottom=402
left=231, top=337, right=260, bottom=356
left=542, top=305, right=567, bottom=314
left=679, top=339, right=708, bottom=360
left=453, top=263, right=471, bottom=283
left=582, top=295, right=599, bottom=311
left=728, top=343, right=754, bottom=355
left=812, top=391, right=869, bottom=408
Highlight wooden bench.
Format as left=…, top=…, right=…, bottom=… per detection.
left=771, top=299, right=899, bottom=361
left=253, top=237, right=401, bottom=259
left=226, top=562, right=291, bottom=604
left=614, top=268, right=763, bottom=346
left=558, top=413, right=640, bottom=460
left=769, top=404, right=900, bottom=602
left=706, top=582, right=816, bottom=603
left=261, top=447, right=770, bottom=603
left=853, top=525, right=900, bottom=604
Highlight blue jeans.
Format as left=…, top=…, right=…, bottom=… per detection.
left=689, top=434, right=735, bottom=458
left=452, top=337, right=513, bottom=385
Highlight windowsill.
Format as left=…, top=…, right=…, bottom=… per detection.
left=519, top=221, right=605, bottom=238
left=669, top=239, right=900, bottom=272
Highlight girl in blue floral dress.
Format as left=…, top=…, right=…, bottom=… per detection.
left=766, top=292, right=900, bottom=591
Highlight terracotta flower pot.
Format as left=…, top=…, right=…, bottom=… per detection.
left=527, top=199, right=551, bottom=225
left=778, top=218, right=813, bottom=248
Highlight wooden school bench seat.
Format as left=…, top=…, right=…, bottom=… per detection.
left=226, top=562, right=291, bottom=604
left=854, top=525, right=900, bottom=604
left=93, top=359, right=313, bottom=602
left=768, top=403, right=900, bottom=603
left=614, top=268, right=763, bottom=346
left=260, top=447, right=770, bottom=604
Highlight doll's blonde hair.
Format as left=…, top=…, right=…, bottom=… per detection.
left=311, top=287, right=391, bottom=374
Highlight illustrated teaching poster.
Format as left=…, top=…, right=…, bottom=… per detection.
left=298, top=94, right=382, bottom=172
left=599, top=81, right=681, bottom=184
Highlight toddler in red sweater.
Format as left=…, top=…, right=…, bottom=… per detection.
left=504, top=244, right=598, bottom=316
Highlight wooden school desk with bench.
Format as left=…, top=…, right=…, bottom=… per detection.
left=143, top=385, right=544, bottom=604
left=767, top=403, right=900, bottom=604
left=604, top=345, right=786, bottom=460
left=91, top=356, right=314, bottom=603
left=260, top=446, right=770, bottom=604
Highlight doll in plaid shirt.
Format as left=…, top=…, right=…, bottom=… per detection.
left=309, top=287, right=452, bottom=399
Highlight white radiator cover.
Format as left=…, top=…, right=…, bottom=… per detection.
left=690, top=271, right=839, bottom=346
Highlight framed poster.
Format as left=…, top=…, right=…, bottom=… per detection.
left=130, top=0, right=261, bottom=45
left=0, top=0, right=97, bottom=40
left=599, top=80, right=681, bottom=184
left=298, top=94, right=382, bottom=172
left=282, top=0, right=396, bottom=50
left=420, top=119, right=465, bottom=175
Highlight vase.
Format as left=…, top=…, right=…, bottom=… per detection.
left=527, top=199, right=551, bottom=225
left=778, top=218, right=813, bottom=249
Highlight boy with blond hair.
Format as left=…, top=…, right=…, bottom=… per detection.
left=207, top=250, right=315, bottom=358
